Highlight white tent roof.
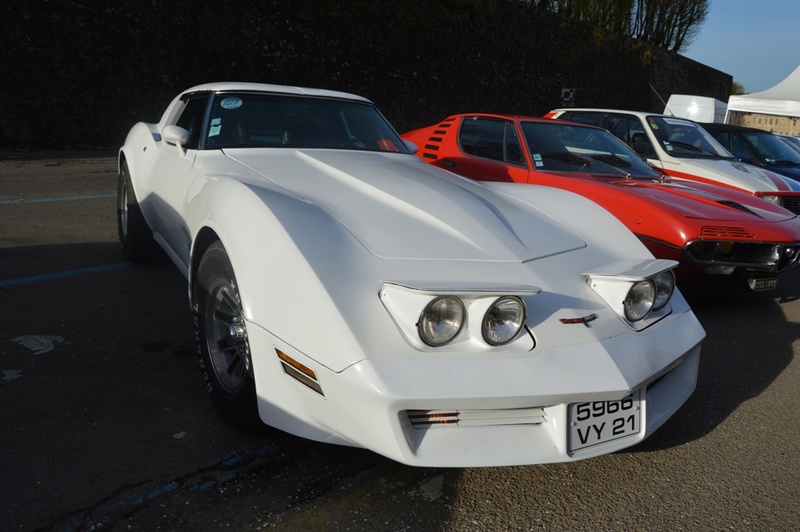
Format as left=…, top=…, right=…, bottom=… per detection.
left=726, top=66, right=800, bottom=118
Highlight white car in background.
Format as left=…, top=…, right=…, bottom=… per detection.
left=547, top=108, right=800, bottom=215
left=117, top=82, right=705, bottom=467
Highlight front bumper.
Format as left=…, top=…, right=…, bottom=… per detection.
left=247, top=310, right=703, bottom=467
left=682, top=239, right=800, bottom=275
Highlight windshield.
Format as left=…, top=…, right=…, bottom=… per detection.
left=203, top=92, right=409, bottom=153
left=745, top=130, right=800, bottom=166
left=520, top=121, right=661, bottom=177
left=780, top=136, right=800, bottom=156
left=646, top=116, right=732, bottom=159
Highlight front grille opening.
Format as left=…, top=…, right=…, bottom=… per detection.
left=407, top=407, right=546, bottom=428
left=778, top=197, right=800, bottom=215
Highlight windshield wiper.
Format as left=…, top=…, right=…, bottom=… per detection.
left=544, top=152, right=635, bottom=176
left=768, top=160, right=800, bottom=167
left=590, top=154, right=633, bottom=168
left=663, top=140, right=721, bottom=158
left=543, top=152, right=592, bottom=168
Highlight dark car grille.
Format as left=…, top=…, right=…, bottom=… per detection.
left=778, top=196, right=800, bottom=215
left=684, top=241, right=800, bottom=273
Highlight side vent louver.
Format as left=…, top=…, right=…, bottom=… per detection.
left=418, top=119, right=455, bottom=161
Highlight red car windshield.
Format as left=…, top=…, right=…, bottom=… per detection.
left=520, top=121, right=661, bottom=177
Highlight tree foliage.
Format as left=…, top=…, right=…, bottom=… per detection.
left=532, top=0, right=709, bottom=53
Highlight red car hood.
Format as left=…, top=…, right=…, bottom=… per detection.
left=587, top=175, right=797, bottom=223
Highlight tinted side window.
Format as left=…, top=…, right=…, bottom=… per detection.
left=729, top=134, right=752, bottom=160
left=175, top=96, right=209, bottom=150
left=459, top=117, right=525, bottom=166
left=606, top=114, right=655, bottom=157
left=605, top=115, right=641, bottom=144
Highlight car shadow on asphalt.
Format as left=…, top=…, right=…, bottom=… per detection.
left=0, top=240, right=458, bottom=530
left=630, top=272, right=800, bottom=453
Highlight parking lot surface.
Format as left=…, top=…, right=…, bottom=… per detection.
left=1, top=154, right=799, bottom=531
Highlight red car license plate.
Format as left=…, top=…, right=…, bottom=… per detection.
left=749, top=278, right=777, bottom=291
left=568, top=390, right=641, bottom=452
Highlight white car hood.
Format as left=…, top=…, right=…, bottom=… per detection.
left=226, top=149, right=586, bottom=261
left=658, top=156, right=779, bottom=192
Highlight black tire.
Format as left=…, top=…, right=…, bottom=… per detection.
left=117, top=161, right=160, bottom=262
left=193, top=241, right=262, bottom=431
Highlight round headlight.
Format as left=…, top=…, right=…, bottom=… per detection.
left=624, top=280, right=655, bottom=321
left=482, top=296, right=526, bottom=346
left=652, top=270, right=675, bottom=311
left=716, top=241, right=735, bottom=254
left=761, top=194, right=781, bottom=205
left=418, top=296, right=465, bottom=346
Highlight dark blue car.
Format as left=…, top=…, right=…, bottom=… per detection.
left=702, top=123, right=800, bottom=182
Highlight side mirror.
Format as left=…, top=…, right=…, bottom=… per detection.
left=404, top=140, right=419, bottom=155
left=162, top=125, right=190, bottom=147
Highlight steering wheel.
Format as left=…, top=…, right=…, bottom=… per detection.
left=340, top=137, right=367, bottom=149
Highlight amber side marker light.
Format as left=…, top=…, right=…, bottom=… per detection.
left=276, top=349, right=324, bottom=396
left=408, top=411, right=459, bottom=426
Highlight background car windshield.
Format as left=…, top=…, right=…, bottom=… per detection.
left=744, top=131, right=800, bottom=166
left=646, top=116, right=730, bottom=158
left=204, top=93, right=408, bottom=153
left=521, top=122, right=661, bottom=177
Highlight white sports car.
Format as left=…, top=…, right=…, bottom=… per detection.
left=118, top=82, right=705, bottom=467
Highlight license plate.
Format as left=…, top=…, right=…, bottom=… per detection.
left=568, top=390, right=641, bottom=452
left=748, top=278, right=777, bottom=291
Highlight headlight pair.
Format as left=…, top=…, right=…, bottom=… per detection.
left=418, top=295, right=526, bottom=347
left=585, top=260, right=677, bottom=330
left=623, top=270, right=675, bottom=321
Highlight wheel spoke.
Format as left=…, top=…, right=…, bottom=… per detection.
left=227, top=353, right=245, bottom=378
left=214, top=307, right=236, bottom=327
left=215, top=340, right=239, bottom=355
left=202, top=263, right=250, bottom=395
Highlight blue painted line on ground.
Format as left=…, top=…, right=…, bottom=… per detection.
left=0, top=193, right=115, bottom=205
left=0, top=262, right=132, bottom=288
left=70, top=444, right=282, bottom=531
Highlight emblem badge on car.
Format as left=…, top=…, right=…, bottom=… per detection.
left=559, top=314, right=598, bottom=327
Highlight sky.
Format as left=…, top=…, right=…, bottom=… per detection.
left=681, top=0, right=800, bottom=94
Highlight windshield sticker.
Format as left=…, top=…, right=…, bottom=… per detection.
left=664, top=142, right=674, bottom=151
left=220, top=97, right=243, bottom=110
left=649, top=121, right=659, bottom=130
left=533, top=153, right=544, bottom=167
left=208, top=118, right=223, bottom=137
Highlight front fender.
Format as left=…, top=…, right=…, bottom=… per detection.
left=186, top=176, right=398, bottom=372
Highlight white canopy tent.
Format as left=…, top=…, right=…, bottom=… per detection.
left=726, top=65, right=800, bottom=121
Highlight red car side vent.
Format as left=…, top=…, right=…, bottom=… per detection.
left=417, top=118, right=454, bottom=161
left=701, top=226, right=758, bottom=240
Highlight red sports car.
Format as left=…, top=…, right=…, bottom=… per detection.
left=403, top=114, right=800, bottom=290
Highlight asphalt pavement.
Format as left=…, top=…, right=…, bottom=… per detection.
left=1, top=153, right=798, bottom=531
